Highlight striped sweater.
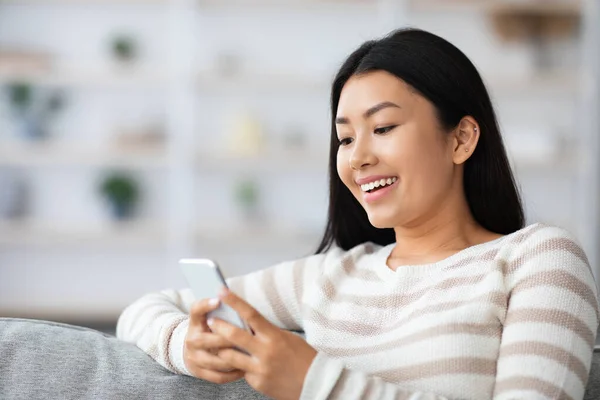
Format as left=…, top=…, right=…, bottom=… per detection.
left=116, top=223, right=600, bottom=400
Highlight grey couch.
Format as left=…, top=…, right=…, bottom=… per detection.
left=0, top=318, right=598, bottom=399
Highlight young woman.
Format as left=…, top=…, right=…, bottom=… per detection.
left=117, top=29, right=599, bottom=400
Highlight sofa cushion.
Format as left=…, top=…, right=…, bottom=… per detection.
left=0, top=318, right=268, bottom=400
left=586, top=346, right=600, bottom=400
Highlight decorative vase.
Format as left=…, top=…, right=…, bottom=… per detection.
left=110, top=201, right=134, bottom=221
left=0, top=173, right=27, bottom=219
left=17, top=114, right=46, bottom=141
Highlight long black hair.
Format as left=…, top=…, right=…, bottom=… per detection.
left=315, top=28, right=524, bottom=254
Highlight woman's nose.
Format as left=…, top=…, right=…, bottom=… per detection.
left=349, top=139, right=377, bottom=170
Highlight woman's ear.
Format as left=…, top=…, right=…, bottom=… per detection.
left=452, top=116, right=480, bottom=165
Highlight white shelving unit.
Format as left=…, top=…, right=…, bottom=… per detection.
left=0, top=67, right=169, bottom=88
left=409, top=0, right=582, bottom=13
left=0, top=141, right=168, bottom=168
left=0, top=0, right=598, bottom=322
left=0, top=219, right=166, bottom=248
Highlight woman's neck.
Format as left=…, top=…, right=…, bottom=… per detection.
left=388, top=202, right=500, bottom=269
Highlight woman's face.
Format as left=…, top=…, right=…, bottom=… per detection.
left=336, top=70, right=458, bottom=229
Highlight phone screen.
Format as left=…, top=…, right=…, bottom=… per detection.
left=179, top=258, right=250, bottom=332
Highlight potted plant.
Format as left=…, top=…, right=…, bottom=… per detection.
left=99, top=173, right=140, bottom=220
left=111, top=35, right=137, bottom=64
left=234, top=178, right=260, bottom=221
left=6, top=82, right=65, bottom=140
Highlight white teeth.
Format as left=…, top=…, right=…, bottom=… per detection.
left=359, top=177, right=398, bottom=192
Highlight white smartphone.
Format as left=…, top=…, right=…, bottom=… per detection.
left=179, top=258, right=250, bottom=332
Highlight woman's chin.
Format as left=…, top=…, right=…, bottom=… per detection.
left=367, top=214, right=396, bottom=230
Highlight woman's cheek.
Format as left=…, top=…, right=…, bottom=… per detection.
left=336, top=155, right=351, bottom=187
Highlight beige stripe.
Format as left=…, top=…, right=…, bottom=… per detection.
left=505, top=308, right=595, bottom=349
left=262, top=268, right=297, bottom=328
left=320, top=272, right=490, bottom=309
left=348, top=268, right=382, bottom=281
left=292, top=258, right=305, bottom=312
left=384, top=290, right=506, bottom=328
left=340, top=253, right=382, bottom=282
left=507, top=237, right=592, bottom=277
left=305, top=306, right=381, bottom=336
left=363, top=242, right=378, bottom=255
left=499, top=341, right=589, bottom=385
left=163, top=315, right=188, bottom=374
left=319, top=321, right=500, bottom=356
left=445, top=248, right=500, bottom=271
left=376, top=357, right=497, bottom=383
left=314, top=292, right=507, bottom=355
left=442, top=223, right=547, bottom=273
left=512, top=269, right=599, bottom=320
left=494, top=376, right=575, bottom=400
left=510, top=223, right=547, bottom=244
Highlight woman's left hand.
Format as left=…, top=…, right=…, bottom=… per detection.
left=207, top=288, right=317, bottom=400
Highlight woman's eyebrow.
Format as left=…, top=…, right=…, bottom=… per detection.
left=364, top=101, right=401, bottom=118
left=335, top=101, right=401, bottom=124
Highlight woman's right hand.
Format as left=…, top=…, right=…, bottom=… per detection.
left=184, top=298, right=245, bottom=383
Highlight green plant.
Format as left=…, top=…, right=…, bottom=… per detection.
left=100, top=173, right=139, bottom=206
left=7, top=83, right=33, bottom=113
left=235, top=179, right=259, bottom=207
left=111, top=35, right=137, bottom=62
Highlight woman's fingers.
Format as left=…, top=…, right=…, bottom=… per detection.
left=185, top=331, right=235, bottom=351
left=218, top=289, right=273, bottom=336
left=185, top=348, right=241, bottom=373
left=193, top=368, right=245, bottom=385
left=189, top=298, right=220, bottom=331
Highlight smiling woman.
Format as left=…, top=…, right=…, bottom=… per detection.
left=117, top=29, right=599, bottom=400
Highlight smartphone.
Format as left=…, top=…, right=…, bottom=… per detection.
left=179, top=258, right=250, bottom=332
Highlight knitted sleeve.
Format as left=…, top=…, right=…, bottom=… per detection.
left=115, top=251, right=330, bottom=376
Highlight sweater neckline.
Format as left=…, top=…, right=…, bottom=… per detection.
left=372, top=223, right=541, bottom=279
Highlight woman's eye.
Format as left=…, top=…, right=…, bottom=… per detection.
left=338, top=137, right=353, bottom=146
left=374, top=125, right=396, bottom=135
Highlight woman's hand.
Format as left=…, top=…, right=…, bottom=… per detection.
left=183, top=297, right=245, bottom=383
left=208, top=289, right=318, bottom=400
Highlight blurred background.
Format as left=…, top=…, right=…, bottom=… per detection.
left=0, top=0, right=599, bottom=337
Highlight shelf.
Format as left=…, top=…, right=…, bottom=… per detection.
left=410, top=0, right=582, bottom=14
left=0, top=219, right=167, bottom=248
left=0, top=68, right=578, bottom=95
left=0, top=0, right=168, bottom=5
left=2, top=0, right=371, bottom=6
left=196, top=150, right=329, bottom=172
left=484, top=71, right=580, bottom=95
left=195, top=222, right=323, bottom=249
left=197, top=0, right=375, bottom=8
left=0, top=68, right=329, bottom=91
left=197, top=71, right=330, bottom=92
left=0, top=141, right=168, bottom=168
left=0, top=67, right=169, bottom=88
